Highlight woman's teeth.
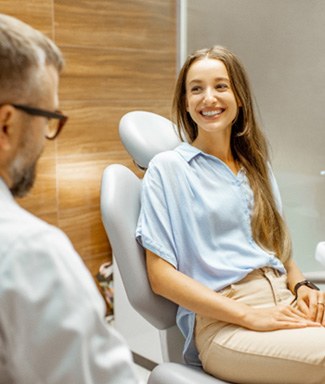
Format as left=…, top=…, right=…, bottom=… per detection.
left=201, top=110, right=222, bottom=116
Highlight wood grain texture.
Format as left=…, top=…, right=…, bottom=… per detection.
left=5, top=0, right=177, bottom=280
left=18, top=155, right=58, bottom=226
left=59, top=46, right=175, bottom=101
left=57, top=152, right=134, bottom=211
left=0, top=0, right=53, bottom=37
left=54, top=0, right=176, bottom=51
left=57, top=100, right=173, bottom=157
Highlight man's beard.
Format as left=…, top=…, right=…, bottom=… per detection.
left=9, top=158, right=38, bottom=198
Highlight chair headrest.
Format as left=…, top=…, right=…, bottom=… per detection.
left=119, top=111, right=181, bottom=169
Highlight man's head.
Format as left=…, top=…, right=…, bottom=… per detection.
left=0, top=14, right=66, bottom=197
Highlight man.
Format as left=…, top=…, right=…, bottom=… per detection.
left=0, top=14, right=138, bottom=383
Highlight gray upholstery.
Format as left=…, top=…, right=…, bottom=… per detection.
left=100, top=164, right=177, bottom=330
left=304, top=270, right=325, bottom=285
left=148, top=363, right=229, bottom=384
left=100, top=110, right=325, bottom=384
left=100, top=163, right=226, bottom=383
left=119, top=111, right=180, bottom=169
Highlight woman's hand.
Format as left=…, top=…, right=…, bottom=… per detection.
left=147, top=251, right=324, bottom=330
left=284, top=258, right=325, bottom=326
left=241, top=304, right=320, bottom=332
left=296, top=286, right=325, bottom=325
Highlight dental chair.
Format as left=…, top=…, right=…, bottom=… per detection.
left=100, top=111, right=325, bottom=384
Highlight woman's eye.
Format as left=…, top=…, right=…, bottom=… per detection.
left=191, top=86, right=202, bottom=93
left=216, top=83, right=228, bottom=90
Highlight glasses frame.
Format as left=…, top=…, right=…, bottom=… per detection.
left=11, top=103, right=68, bottom=140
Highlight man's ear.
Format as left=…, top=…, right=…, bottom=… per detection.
left=0, top=105, right=15, bottom=150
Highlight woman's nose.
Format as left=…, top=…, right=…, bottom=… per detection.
left=203, top=88, right=217, bottom=103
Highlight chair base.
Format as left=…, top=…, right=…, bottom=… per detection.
left=148, top=362, right=231, bottom=384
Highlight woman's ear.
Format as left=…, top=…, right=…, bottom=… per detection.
left=236, top=96, right=243, bottom=108
left=185, top=97, right=190, bottom=112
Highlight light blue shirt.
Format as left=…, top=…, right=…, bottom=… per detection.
left=136, top=142, right=286, bottom=366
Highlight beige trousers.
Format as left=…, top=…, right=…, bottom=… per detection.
left=195, top=268, right=325, bottom=384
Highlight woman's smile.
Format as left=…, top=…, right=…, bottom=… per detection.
left=186, top=58, right=239, bottom=136
left=200, top=108, right=225, bottom=118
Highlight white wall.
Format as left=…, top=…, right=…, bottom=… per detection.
left=187, top=0, right=325, bottom=271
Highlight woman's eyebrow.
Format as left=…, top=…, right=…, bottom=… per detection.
left=187, top=77, right=230, bottom=85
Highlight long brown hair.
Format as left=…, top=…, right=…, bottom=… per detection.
left=172, top=46, right=291, bottom=263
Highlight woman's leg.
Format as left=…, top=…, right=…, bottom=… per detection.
left=195, top=268, right=325, bottom=384
left=196, top=318, right=325, bottom=384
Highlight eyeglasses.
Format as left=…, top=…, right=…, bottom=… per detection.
left=11, top=103, right=68, bottom=140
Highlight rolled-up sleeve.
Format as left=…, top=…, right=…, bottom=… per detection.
left=136, top=160, right=178, bottom=269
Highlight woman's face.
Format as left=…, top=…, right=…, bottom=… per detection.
left=185, top=58, right=239, bottom=138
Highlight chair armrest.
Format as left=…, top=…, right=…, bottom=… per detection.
left=148, top=362, right=230, bottom=384
left=304, top=271, right=325, bottom=284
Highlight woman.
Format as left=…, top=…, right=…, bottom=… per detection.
left=136, top=46, right=325, bottom=383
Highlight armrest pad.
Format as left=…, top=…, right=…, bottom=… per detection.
left=304, top=271, right=325, bottom=284
left=148, top=362, right=230, bottom=384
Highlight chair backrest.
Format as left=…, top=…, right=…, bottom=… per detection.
left=119, top=110, right=180, bottom=169
left=101, top=164, right=177, bottom=329
left=100, top=111, right=183, bottom=362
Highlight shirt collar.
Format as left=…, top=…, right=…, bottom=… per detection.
left=174, top=142, right=246, bottom=181
left=174, top=142, right=203, bottom=163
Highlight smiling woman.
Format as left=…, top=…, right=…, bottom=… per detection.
left=135, top=45, right=325, bottom=383
left=172, top=46, right=290, bottom=264
left=185, top=58, right=239, bottom=163
left=186, top=0, right=325, bottom=276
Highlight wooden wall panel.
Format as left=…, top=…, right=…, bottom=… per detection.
left=19, top=157, right=58, bottom=225
left=1, top=0, right=177, bottom=279
left=54, top=0, right=175, bottom=51
left=58, top=100, right=173, bottom=157
left=0, top=0, right=53, bottom=37
left=59, top=46, right=175, bottom=101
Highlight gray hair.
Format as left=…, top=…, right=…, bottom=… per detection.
left=0, top=14, right=64, bottom=103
